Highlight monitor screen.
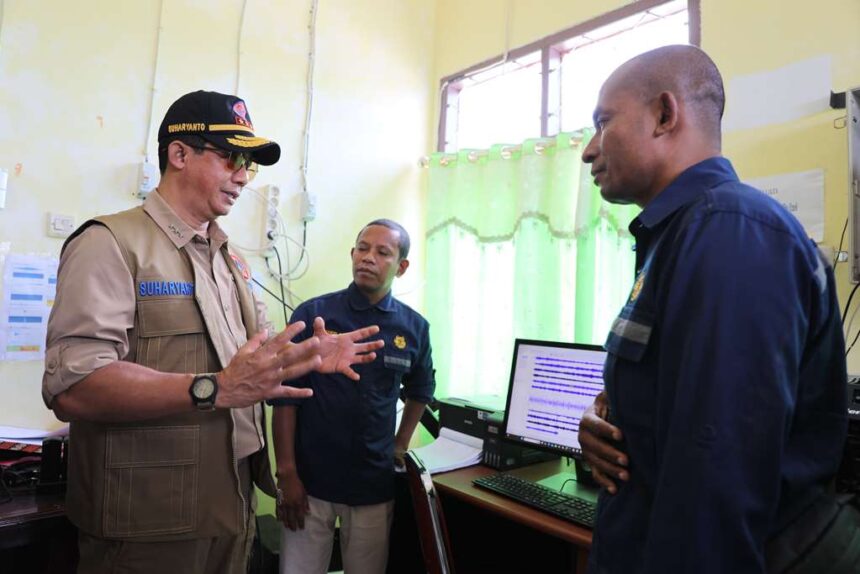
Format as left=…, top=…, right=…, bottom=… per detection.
left=502, top=339, right=607, bottom=458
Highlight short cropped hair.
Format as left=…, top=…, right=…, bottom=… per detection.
left=357, top=219, right=411, bottom=260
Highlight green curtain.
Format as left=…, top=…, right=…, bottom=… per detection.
left=424, top=130, right=639, bottom=399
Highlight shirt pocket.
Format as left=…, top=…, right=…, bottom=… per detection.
left=135, top=298, right=208, bottom=373
left=102, top=425, right=199, bottom=538
left=376, top=352, right=411, bottom=395
left=604, top=305, right=655, bottom=363
left=603, top=305, right=657, bottom=460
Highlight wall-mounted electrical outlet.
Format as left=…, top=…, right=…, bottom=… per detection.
left=301, top=191, right=317, bottom=222
left=263, top=185, right=281, bottom=249
left=47, top=213, right=76, bottom=238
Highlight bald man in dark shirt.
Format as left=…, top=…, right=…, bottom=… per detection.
left=578, top=46, right=856, bottom=574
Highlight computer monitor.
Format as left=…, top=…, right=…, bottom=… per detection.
left=501, top=338, right=607, bottom=491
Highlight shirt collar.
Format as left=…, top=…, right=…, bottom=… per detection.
left=144, top=189, right=229, bottom=250
left=347, top=282, right=395, bottom=313
left=634, top=157, right=739, bottom=231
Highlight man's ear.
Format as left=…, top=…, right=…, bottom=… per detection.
left=396, top=258, right=409, bottom=278
left=167, top=141, right=187, bottom=170
left=654, top=91, right=679, bottom=136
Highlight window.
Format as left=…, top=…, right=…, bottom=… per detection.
left=439, top=0, right=698, bottom=152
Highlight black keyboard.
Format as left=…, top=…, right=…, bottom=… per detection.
left=473, top=473, right=596, bottom=528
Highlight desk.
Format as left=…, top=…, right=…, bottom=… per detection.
left=0, top=491, right=77, bottom=573
left=433, top=460, right=594, bottom=573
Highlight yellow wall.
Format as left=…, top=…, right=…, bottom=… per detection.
left=2, top=0, right=857, bottom=522
left=0, top=0, right=435, bottom=430
left=432, top=0, right=860, bottom=371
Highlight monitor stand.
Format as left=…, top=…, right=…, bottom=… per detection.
left=536, top=458, right=599, bottom=501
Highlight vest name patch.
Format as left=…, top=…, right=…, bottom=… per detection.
left=139, top=281, right=195, bottom=297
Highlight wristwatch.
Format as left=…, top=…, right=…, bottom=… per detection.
left=190, top=373, right=218, bottom=411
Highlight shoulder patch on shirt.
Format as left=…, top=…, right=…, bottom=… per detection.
left=229, top=253, right=252, bottom=282
left=629, top=271, right=645, bottom=303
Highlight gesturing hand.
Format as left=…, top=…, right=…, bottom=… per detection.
left=579, top=391, right=629, bottom=494
left=216, top=322, right=321, bottom=408
left=312, top=317, right=384, bottom=380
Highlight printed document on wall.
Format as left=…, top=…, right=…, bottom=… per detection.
left=745, top=169, right=824, bottom=241
left=0, top=254, right=58, bottom=361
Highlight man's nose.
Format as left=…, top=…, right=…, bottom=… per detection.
left=582, top=138, right=598, bottom=164
left=232, top=165, right=249, bottom=186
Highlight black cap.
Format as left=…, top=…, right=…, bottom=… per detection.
left=158, top=90, right=280, bottom=166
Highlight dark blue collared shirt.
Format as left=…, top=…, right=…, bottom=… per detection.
left=587, top=158, right=847, bottom=574
left=270, top=283, right=435, bottom=505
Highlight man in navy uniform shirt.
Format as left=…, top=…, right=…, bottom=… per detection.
left=272, top=219, right=435, bottom=574
left=578, top=46, right=855, bottom=573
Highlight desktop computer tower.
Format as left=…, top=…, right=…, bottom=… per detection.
left=836, top=376, right=860, bottom=496
left=482, top=412, right=558, bottom=471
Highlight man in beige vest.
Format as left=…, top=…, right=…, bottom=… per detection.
left=42, top=90, right=383, bottom=574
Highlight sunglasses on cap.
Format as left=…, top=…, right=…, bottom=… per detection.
left=185, top=144, right=259, bottom=181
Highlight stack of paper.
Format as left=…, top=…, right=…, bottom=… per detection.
left=409, top=427, right=483, bottom=474
left=0, top=424, right=68, bottom=446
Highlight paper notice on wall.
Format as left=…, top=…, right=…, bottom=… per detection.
left=0, top=254, right=58, bottom=361
left=745, top=169, right=824, bottom=242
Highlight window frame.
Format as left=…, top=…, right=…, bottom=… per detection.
left=437, top=0, right=701, bottom=152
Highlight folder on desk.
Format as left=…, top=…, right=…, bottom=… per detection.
left=409, top=428, right=483, bottom=474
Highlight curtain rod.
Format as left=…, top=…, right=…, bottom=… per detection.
left=419, top=132, right=585, bottom=168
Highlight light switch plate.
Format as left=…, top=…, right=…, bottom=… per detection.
left=47, top=213, right=76, bottom=238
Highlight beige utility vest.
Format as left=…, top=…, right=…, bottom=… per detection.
left=64, top=206, right=276, bottom=541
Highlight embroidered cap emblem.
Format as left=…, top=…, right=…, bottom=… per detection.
left=232, top=101, right=253, bottom=129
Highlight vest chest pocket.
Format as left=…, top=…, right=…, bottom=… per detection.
left=136, top=298, right=209, bottom=373
left=102, top=426, right=199, bottom=537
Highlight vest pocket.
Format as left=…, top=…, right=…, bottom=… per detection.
left=102, top=425, right=199, bottom=537
left=136, top=298, right=208, bottom=373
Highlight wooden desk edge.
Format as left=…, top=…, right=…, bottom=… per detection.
left=432, top=462, right=594, bottom=548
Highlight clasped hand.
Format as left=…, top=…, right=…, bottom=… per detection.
left=579, top=391, right=630, bottom=494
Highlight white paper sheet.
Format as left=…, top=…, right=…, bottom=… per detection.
left=0, top=424, right=68, bottom=445
left=409, top=427, right=484, bottom=475
left=0, top=254, right=58, bottom=361
left=745, top=169, right=825, bottom=241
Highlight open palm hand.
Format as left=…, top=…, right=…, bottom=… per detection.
left=312, top=317, right=384, bottom=380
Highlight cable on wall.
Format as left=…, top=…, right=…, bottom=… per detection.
left=235, top=0, right=248, bottom=95
left=301, top=0, right=319, bottom=197
left=143, top=0, right=165, bottom=164
left=0, top=0, right=5, bottom=57
left=262, top=0, right=318, bottom=297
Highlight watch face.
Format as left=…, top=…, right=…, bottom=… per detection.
left=193, top=377, right=216, bottom=399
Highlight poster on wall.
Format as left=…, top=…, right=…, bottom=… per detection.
left=745, top=169, right=825, bottom=242
left=0, top=254, right=58, bottom=361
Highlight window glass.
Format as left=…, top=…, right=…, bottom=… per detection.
left=454, top=60, right=542, bottom=150
left=560, top=5, right=689, bottom=131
